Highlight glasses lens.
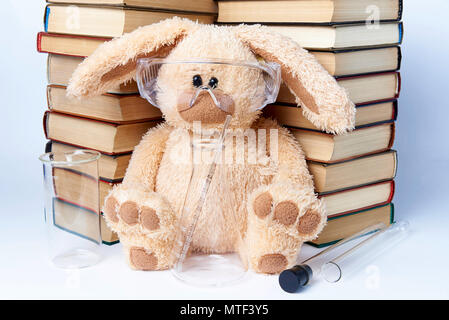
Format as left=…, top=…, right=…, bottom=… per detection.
left=136, top=60, right=281, bottom=111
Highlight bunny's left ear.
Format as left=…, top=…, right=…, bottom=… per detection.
left=234, top=24, right=355, bottom=134
left=67, top=17, right=198, bottom=98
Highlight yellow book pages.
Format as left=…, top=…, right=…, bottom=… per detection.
left=45, top=4, right=214, bottom=37
left=267, top=22, right=401, bottom=50
left=47, top=0, right=218, bottom=14
left=45, top=112, right=159, bottom=154
left=47, top=85, right=161, bottom=123
left=50, top=142, right=131, bottom=181
left=308, top=151, right=397, bottom=193
left=53, top=198, right=119, bottom=244
left=290, top=123, right=393, bottom=163
left=311, top=204, right=393, bottom=246
left=321, top=181, right=394, bottom=217
left=47, top=54, right=138, bottom=94
left=53, top=168, right=119, bottom=211
left=277, top=72, right=399, bottom=105
left=311, top=47, right=400, bottom=77
left=217, top=0, right=400, bottom=23
left=264, top=101, right=396, bottom=130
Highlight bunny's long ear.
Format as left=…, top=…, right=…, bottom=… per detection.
left=234, top=24, right=355, bottom=134
left=67, top=17, right=198, bottom=98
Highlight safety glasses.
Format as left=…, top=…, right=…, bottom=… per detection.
left=136, top=58, right=281, bottom=112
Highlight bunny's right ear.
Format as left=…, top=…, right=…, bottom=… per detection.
left=67, top=17, right=198, bottom=98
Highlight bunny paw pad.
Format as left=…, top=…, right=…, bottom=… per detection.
left=252, top=191, right=322, bottom=238
left=257, top=253, right=288, bottom=274
left=103, top=196, right=161, bottom=232
left=129, top=247, right=158, bottom=271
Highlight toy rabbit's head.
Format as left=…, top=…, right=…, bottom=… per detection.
left=68, top=18, right=355, bottom=133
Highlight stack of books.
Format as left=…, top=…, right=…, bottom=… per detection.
left=37, top=0, right=217, bottom=245
left=217, top=0, right=402, bottom=247
left=38, top=0, right=403, bottom=248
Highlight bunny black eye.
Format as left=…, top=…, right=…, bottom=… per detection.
left=192, top=75, right=202, bottom=87
left=208, top=77, right=218, bottom=89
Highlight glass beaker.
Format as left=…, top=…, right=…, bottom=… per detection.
left=39, top=150, right=102, bottom=269
left=171, top=134, right=248, bottom=287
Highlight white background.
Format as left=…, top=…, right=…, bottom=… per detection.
left=0, top=0, right=448, bottom=299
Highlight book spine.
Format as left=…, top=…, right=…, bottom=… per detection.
left=36, top=32, right=42, bottom=53
left=390, top=203, right=395, bottom=224
left=388, top=122, right=396, bottom=150
left=44, top=5, right=50, bottom=33
left=45, top=140, right=53, bottom=153
left=398, top=0, right=404, bottom=22
left=43, top=110, right=49, bottom=139
left=397, top=46, right=403, bottom=71
left=398, top=22, right=404, bottom=45
left=46, top=86, right=52, bottom=110
left=388, top=180, right=396, bottom=203
left=392, top=100, right=398, bottom=121
left=392, top=150, right=398, bottom=179
left=395, top=72, right=402, bottom=99
left=46, top=54, right=51, bottom=83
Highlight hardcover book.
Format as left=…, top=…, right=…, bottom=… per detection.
left=292, top=123, right=395, bottom=163
left=47, top=85, right=162, bottom=123
left=47, top=141, right=131, bottom=182
left=277, top=71, right=401, bottom=105
left=312, top=46, right=401, bottom=77
left=265, top=22, right=403, bottom=50
left=310, top=203, right=394, bottom=247
left=46, top=0, right=218, bottom=14
left=264, top=100, right=397, bottom=130
left=38, top=33, right=111, bottom=60
left=46, top=54, right=138, bottom=94
left=319, top=180, right=395, bottom=218
left=217, top=0, right=402, bottom=24
left=53, top=197, right=119, bottom=245
left=52, top=167, right=120, bottom=212
left=308, top=150, right=397, bottom=193
left=43, top=111, right=159, bottom=155
left=44, top=4, right=215, bottom=37
left=37, top=26, right=403, bottom=57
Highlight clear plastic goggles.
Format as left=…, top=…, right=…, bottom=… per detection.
left=136, top=58, right=281, bottom=113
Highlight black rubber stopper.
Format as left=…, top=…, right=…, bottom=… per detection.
left=278, top=264, right=313, bottom=293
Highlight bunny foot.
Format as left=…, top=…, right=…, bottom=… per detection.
left=246, top=183, right=326, bottom=274
left=103, top=187, right=178, bottom=270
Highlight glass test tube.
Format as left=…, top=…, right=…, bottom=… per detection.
left=279, top=222, right=386, bottom=293
left=321, top=220, right=410, bottom=283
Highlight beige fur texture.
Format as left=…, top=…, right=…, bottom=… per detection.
left=67, top=18, right=355, bottom=274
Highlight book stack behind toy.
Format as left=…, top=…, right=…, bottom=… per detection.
left=38, top=0, right=218, bottom=244
left=217, top=0, right=403, bottom=247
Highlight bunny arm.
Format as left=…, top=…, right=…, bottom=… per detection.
left=121, top=123, right=173, bottom=191
left=103, top=123, right=173, bottom=225
left=234, top=24, right=355, bottom=135
left=102, top=124, right=178, bottom=270
left=245, top=119, right=326, bottom=273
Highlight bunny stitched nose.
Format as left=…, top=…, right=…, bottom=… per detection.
left=177, top=88, right=235, bottom=123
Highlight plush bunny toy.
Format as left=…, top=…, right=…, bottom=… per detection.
left=67, top=18, right=355, bottom=274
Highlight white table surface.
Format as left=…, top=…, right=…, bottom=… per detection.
left=1, top=193, right=448, bottom=300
